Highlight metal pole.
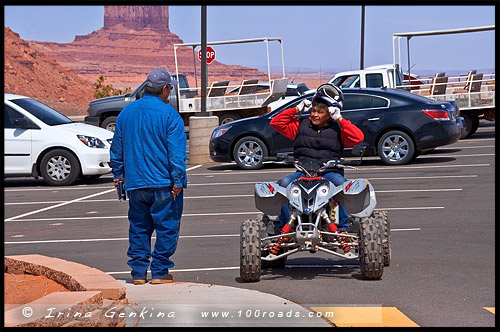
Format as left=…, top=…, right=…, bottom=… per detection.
left=407, top=37, right=411, bottom=87
left=200, top=5, right=208, bottom=116
left=265, top=39, right=271, bottom=84
left=192, top=46, right=198, bottom=90
left=360, top=5, right=365, bottom=70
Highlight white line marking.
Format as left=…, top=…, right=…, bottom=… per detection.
left=4, top=228, right=421, bottom=245
left=107, top=266, right=240, bottom=275
left=391, top=228, right=421, bottom=232
left=439, top=145, right=494, bottom=149
left=4, top=188, right=116, bottom=222
left=5, top=190, right=459, bottom=206
left=186, top=163, right=489, bottom=177
left=3, top=206, right=445, bottom=222
left=186, top=165, right=203, bottom=171
left=376, top=189, right=462, bottom=193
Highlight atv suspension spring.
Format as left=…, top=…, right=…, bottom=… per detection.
left=334, top=235, right=351, bottom=253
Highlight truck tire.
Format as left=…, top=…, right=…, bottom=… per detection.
left=233, top=136, right=268, bottom=170
left=358, top=216, right=384, bottom=280
left=240, top=219, right=262, bottom=282
left=373, top=210, right=391, bottom=267
left=377, top=130, right=415, bottom=165
left=219, top=112, right=241, bottom=125
left=101, top=116, right=117, bottom=132
left=461, top=112, right=479, bottom=138
left=40, top=149, right=81, bottom=186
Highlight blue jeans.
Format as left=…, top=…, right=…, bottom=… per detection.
left=127, top=188, right=183, bottom=279
left=278, top=171, right=349, bottom=232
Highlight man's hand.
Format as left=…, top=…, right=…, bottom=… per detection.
left=328, top=106, right=342, bottom=121
left=113, top=177, right=125, bottom=189
left=296, top=99, right=312, bottom=114
left=171, top=185, right=183, bottom=198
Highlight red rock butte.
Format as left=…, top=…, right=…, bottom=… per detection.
left=29, top=5, right=268, bottom=87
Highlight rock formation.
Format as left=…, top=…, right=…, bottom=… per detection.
left=28, top=5, right=269, bottom=88
left=4, top=27, right=95, bottom=115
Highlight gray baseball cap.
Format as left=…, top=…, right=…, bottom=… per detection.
left=145, top=68, right=178, bottom=89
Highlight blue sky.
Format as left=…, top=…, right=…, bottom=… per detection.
left=4, top=5, right=496, bottom=75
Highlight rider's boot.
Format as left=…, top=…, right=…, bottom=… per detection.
left=325, top=216, right=352, bottom=253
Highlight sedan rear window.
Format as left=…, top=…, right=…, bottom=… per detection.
left=10, top=98, right=72, bottom=126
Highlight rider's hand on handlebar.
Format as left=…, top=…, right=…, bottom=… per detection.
left=296, top=100, right=312, bottom=114
left=328, top=106, right=342, bottom=121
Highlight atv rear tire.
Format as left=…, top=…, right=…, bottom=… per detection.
left=358, top=216, right=384, bottom=280
left=240, top=219, right=262, bottom=282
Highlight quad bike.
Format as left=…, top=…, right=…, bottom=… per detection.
left=240, top=146, right=391, bottom=282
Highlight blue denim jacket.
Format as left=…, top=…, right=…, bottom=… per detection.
left=110, top=94, right=187, bottom=191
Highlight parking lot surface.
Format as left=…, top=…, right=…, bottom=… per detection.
left=4, top=122, right=495, bottom=327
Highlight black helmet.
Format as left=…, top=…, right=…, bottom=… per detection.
left=313, top=83, right=344, bottom=110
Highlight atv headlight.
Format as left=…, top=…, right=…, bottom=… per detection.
left=290, top=185, right=301, bottom=198
left=77, top=135, right=106, bottom=148
left=317, top=185, right=329, bottom=197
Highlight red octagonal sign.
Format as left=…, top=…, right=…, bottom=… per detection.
left=198, top=46, right=216, bottom=64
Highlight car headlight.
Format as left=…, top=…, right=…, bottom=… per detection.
left=211, top=126, right=232, bottom=139
left=317, top=185, right=329, bottom=197
left=77, top=135, right=106, bottom=148
left=290, top=185, right=301, bottom=198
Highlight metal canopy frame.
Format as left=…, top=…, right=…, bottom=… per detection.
left=392, top=25, right=495, bottom=86
left=174, top=37, right=286, bottom=94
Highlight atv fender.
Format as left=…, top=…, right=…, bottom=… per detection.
left=336, top=179, right=377, bottom=217
left=254, top=182, right=288, bottom=216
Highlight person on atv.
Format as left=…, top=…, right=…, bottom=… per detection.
left=270, top=83, right=364, bottom=235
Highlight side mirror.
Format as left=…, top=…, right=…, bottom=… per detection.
left=351, top=142, right=368, bottom=157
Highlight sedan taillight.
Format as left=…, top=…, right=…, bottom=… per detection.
left=422, top=110, right=450, bottom=121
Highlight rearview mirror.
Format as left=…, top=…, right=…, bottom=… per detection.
left=351, top=142, right=368, bottom=157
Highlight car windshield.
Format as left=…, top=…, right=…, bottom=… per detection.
left=10, top=98, right=73, bottom=126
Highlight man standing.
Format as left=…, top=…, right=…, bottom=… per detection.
left=110, top=68, right=187, bottom=285
left=270, top=84, right=364, bottom=244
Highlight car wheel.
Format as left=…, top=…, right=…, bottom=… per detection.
left=377, top=130, right=415, bottom=165
left=40, top=149, right=81, bottom=186
left=101, top=116, right=117, bottom=132
left=219, top=112, right=241, bottom=125
left=233, top=136, right=268, bottom=170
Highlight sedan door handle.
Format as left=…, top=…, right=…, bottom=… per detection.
left=368, top=117, right=380, bottom=121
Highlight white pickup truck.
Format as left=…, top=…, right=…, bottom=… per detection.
left=327, top=64, right=495, bottom=138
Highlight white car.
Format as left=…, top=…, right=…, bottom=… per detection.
left=4, top=94, right=114, bottom=185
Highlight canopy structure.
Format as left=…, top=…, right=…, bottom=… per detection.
left=174, top=37, right=286, bottom=88
left=392, top=25, right=495, bottom=86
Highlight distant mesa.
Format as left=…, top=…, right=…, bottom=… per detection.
left=28, top=5, right=267, bottom=86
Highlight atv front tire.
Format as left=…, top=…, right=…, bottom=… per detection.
left=240, top=219, right=262, bottom=282
left=359, top=216, right=384, bottom=280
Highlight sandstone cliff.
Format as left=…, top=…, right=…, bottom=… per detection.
left=4, top=27, right=95, bottom=115
left=29, top=5, right=269, bottom=88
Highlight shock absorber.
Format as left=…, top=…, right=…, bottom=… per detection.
left=321, top=210, right=351, bottom=253
left=270, top=215, right=295, bottom=255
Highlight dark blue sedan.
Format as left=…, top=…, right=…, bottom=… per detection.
left=209, top=88, right=465, bottom=169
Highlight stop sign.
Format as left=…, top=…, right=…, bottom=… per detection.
left=198, top=46, right=216, bottom=64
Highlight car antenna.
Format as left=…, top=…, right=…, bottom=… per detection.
left=291, top=69, right=300, bottom=83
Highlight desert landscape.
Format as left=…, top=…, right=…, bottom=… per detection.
left=4, top=6, right=328, bottom=117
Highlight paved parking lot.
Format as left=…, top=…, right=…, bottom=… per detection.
left=4, top=122, right=495, bottom=327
